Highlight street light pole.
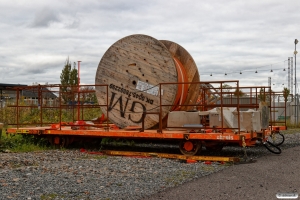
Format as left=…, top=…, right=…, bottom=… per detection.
left=77, top=61, right=81, bottom=121
left=295, top=39, right=298, bottom=125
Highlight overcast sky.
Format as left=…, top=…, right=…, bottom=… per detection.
left=1, top=0, right=299, bottom=92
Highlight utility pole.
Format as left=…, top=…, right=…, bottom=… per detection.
left=77, top=61, right=81, bottom=121
left=295, top=39, right=298, bottom=125
left=288, top=58, right=290, bottom=92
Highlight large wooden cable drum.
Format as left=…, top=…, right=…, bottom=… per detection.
left=95, top=34, right=199, bottom=129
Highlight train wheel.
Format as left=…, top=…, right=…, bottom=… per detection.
left=49, top=136, right=70, bottom=148
left=179, top=140, right=202, bottom=156
left=60, top=136, right=70, bottom=148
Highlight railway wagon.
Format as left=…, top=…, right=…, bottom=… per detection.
left=5, top=34, right=287, bottom=156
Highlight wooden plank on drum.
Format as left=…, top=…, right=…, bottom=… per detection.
left=160, top=40, right=200, bottom=111
left=96, top=34, right=178, bottom=129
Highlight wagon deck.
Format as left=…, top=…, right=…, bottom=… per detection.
left=4, top=81, right=288, bottom=156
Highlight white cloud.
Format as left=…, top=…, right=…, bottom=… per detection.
left=0, top=0, right=299, bottom=93
left=30, top=7, right=59, bottom=27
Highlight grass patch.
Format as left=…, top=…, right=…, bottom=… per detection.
left=41, top=193, right=65, bottom=200
left=285, top=119, right=300, bottom=128
left=281, top=128, right=300, bottom=134
left=200, top=165, right=215, bottom=171
left=165, top=170, right=196, bottom=186
left=0, top=133, right=52, bottom=152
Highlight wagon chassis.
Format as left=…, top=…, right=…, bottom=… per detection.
left=5, top=81, right=287, bottom=156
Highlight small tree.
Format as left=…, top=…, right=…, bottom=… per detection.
left=282, top=87, right=290, bottom=102
left=80, top=86, right=98, bottom=103
left=60, top=57, right=78, bottom=103
left=221, top=84, right=232, bottom=97
left=233, top=88, right=245, bottom=97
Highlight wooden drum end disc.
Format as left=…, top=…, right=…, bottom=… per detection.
left=95, top=34, right=178, bottom=129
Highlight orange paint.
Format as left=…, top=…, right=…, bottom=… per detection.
left=183, top=141, right=194, bottom=151
left=172, top=57, right=189, bottom=111
left=186, top=159, right=197, bottom=163
left=54, top=136, right=60, bottom=145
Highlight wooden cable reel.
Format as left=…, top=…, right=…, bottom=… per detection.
left=95, top=34, right=200, bottom=129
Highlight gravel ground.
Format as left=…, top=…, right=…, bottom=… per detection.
left=0, top=131, right=300, bottom=200
left=144, top=134, right=300, bottom=200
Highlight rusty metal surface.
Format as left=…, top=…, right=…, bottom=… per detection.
left=101, top=150, right=240, bottom=163
left=4, top=81, right=288, bottom=149
left=6, top=126, right=261, bottom=147
left=3, top=84, right=107, bottom=127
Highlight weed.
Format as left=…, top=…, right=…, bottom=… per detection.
left=281, top=128, right=300, bottom=134
left=94, top=155, right=108, bottom=159
left=0, top=134, right=52, bottom=152
left=0, top=98, right=101, bottom=127
left=165, top=170, right=196, bottom=186
left=41, top=193, right=66, bottom=200
left=200, top=165, right=215, bottom=171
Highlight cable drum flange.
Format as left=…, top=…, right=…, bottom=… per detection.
left=95, top=34, right=199, bottom=129
left=160, top=40, right=200, bottom=111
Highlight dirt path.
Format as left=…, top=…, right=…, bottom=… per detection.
left=144, top=145, right=300, bottom=200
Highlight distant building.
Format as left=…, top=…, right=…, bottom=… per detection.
left=0, top=83, right=58, bottom=107
left=0, top=83, right=27, bottom=107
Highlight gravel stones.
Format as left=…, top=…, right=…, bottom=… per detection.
left=1, top=131, right=299, bottom=200
left=0, top=150, right=228, bottom=200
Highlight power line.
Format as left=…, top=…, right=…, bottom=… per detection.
left=201, top=59, right=288, bottom=76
